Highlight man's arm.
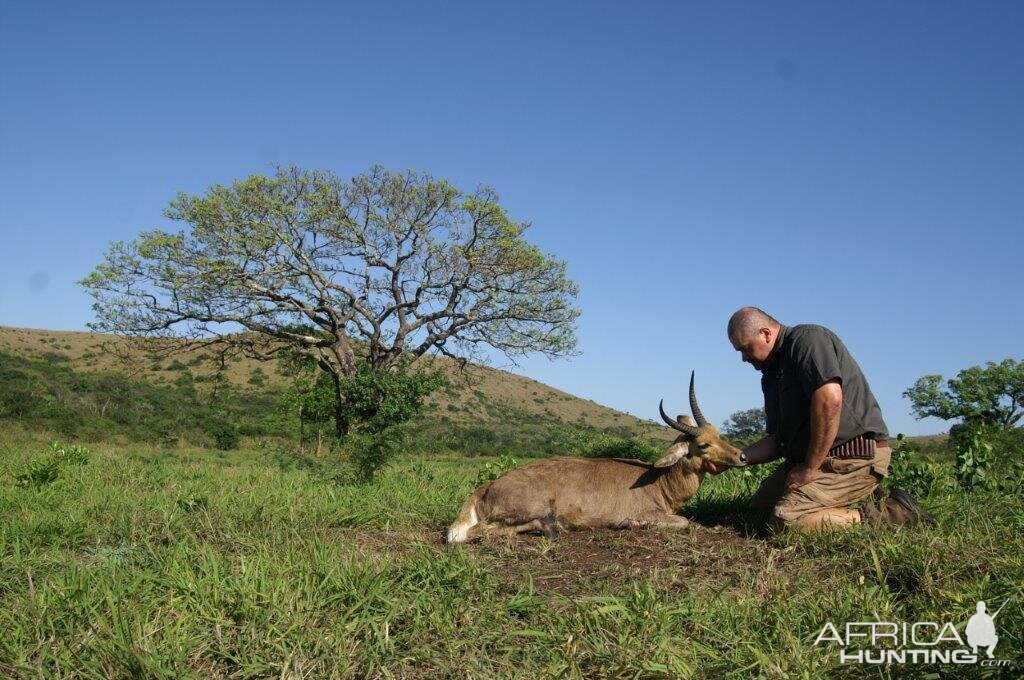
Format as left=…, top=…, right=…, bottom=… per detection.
left=743, top=434, right=780, bottom=465
left=786, top=380, right=843, bottom=490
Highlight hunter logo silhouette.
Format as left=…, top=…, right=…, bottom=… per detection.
left=964, top=600, right=1003, bottom=659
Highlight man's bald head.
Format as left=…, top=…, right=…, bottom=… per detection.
left=727, top=307, right=780, bottom=343
left=728, top=307, right=782, bottom=371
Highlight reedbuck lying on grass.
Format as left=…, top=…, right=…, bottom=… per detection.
left=446, top=373, right=747, bottom=543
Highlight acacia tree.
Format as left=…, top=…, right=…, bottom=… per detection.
left=903, top=359, right=1024, bottom=430
left=81, top=165, right=581, bottom=438
left=721, top=407, right=766, bottom=445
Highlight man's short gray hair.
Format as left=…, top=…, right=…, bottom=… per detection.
left=727, top=307, right=780, bottom=340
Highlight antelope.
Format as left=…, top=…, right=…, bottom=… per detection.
left=446, top=373, right=747, bottom=543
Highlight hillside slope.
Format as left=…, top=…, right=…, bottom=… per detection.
left=0, top=326, right=672, bottom=450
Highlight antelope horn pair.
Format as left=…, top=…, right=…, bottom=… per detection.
left=659, top=371, right=708, bottom=437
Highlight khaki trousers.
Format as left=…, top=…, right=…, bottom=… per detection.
left=751, top=446, right=892, bottom=528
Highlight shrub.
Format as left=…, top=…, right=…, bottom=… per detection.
left=476, top=454, right=519, bottom=485
left=49, top=441, right=91, bottom=465
left=14, top=441, right=92, bottom=487
left=15, top=457, right=62, bottom=487
left=348, top=427, right=405, bottom=483
left=451, top=425, right=500, bottom=456
left=582, top=436, right=661, bottom=463
left=153, top=423, right=178, bottom=448
left=986, top=427, right=1024, bottom=494
left=887, top=446, right=946, bottom=499
left=951, top=423, right=993, bottom=490
left=207, top=420, right=240, bottom=451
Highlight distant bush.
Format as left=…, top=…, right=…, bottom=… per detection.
left=348, top=427, right=405, bottom=483
left=582, top=436, right=661, bottom=463
left=886, top=434, right=951, bottom=498
left=951, top=423, right=993, bottom=491
left=0, top=351, right=285, bottom=447
left=449, top=425, right=499, bottom=456
left=14, top=441, right=91, bottom=487
left=15, top=457, right=62, bottom=487
left=476, top=454, right=519, bottom=485
left=988, top=426, right=1024, bottom=457
left=721, top=407, right=767, bottom=446
left=49, top=441, right=91, bottom=465
left=984, top=427, right=1024, bottom=494
left=207, top=420, right=240, bottom=451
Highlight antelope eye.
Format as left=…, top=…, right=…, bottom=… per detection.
left=699, top=443, right=711, bottom=450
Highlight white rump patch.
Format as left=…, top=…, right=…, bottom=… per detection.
left=446, top=505, right=479, bottom=543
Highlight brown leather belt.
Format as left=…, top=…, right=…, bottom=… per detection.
left=829, top=435, right=885, bottom=460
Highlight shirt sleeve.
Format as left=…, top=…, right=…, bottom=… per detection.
left=792, top=329, right=843, bottom=397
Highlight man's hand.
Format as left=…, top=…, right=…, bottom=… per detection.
left=785, top=463, right=822, bottom=492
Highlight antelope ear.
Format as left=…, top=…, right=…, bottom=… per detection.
left=653, top=451, right=684, bottom=468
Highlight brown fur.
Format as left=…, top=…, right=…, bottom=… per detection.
left=446, top=419, right=744, bottom=543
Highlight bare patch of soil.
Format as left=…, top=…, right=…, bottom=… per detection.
left=456, top=525, right=808, bottom=596
left=328, top=520, right=817, bottom=598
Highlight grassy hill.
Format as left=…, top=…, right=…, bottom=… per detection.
left=0, top=326, right=673, bottom=454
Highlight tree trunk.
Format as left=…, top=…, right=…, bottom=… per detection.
left=331, top=372, right=349, bottom=440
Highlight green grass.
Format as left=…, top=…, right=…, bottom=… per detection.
left=1, top=431, right=1022, bottom=678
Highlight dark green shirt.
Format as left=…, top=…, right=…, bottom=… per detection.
left=761, top=324, right=888, bottom=463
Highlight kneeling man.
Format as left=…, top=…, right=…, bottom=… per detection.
left=718, top=307, right=934, bottom=530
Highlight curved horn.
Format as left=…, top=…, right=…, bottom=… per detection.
left=659, top=399, right=699, bottom=436
left=689, top=371, right=708, bottom=427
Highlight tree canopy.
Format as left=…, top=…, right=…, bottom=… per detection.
left=903, top=359, right=1024, bottom=430
left=721, top=407, right=767, bottom=445
left=81, top=165, right=581, bottom=436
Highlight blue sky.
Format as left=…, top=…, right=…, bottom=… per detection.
left=2, top=2, right=1022, bottom=435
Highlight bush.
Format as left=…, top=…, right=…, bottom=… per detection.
left=886, top=435, right=950, bottom=498
left=49, top=441, right=90, bottom=465
left=207, top=420, right=240, bottom=451
left=986, top=427, right=1024, bottom=494
left=14, top=441, right=92, bottom=487
left=0, top=351, right=287, bottom=447
left=15, top=457, right=62, bottom=487
left=450, top=425, right=500, bottom=456
left=476, top=454, right=519, bottom=485
left=951, top=423, right=993, bottom=490
left=348, top=427, right=405, bottom=483
left=582, top=436, right=661, bottom=463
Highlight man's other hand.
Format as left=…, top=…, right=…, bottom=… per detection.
left=785, top=463, right=822, bottom=492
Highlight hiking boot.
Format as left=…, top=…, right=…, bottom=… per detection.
left=889, top=488, right=937, bottom=526
left=860, top=488, right=937, bottom=528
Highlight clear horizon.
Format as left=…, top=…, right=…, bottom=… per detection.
left=3, top=2, right=1022, bottom=436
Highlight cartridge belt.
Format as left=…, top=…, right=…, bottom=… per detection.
left=828, top=435, right=885, bottom=460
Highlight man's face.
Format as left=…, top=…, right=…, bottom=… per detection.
left=731, top=327, right=774, bottom=371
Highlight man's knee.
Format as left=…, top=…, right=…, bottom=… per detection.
left=771, top=505, right=860, bottom=531
left=770, top=505, right=808, bottom=529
